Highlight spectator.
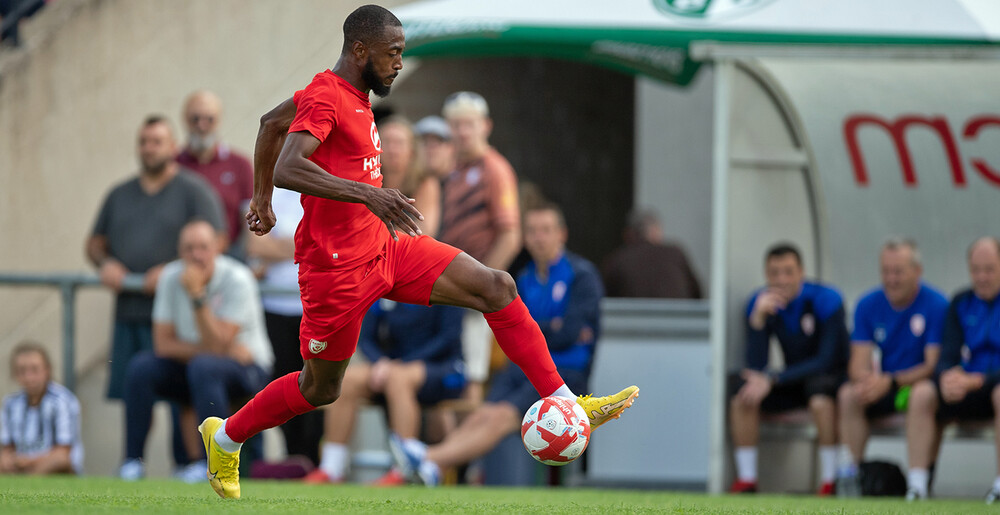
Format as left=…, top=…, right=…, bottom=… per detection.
left=302, top=301, right=465, bottom=484
left=119, top=220, right=272, bottom=481
left=177, top=90, right=253, bottom=260
left=0, top=342, right=82, bottom=475
left=728, top=242, right=848, bottom=495
left=413, top=115, right=454, bottom=186
left=437, top=92, right=522, bottom=403
left=834, top=238, right=947, bottom=496
left=905, top=237, right=1000, bottom=502
left=85, top=115, right=224, bottom=471
left=389, top=202, right=602, bottom=486
left=246, top=185, right=323, bottom=469
left=602, top=208, right=702, bottom=299
left=379, top=115, right=441, bottom=237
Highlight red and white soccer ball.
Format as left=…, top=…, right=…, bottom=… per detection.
left=520, top=396, right=591, bottom=466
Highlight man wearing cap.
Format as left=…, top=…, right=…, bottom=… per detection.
left=437, top=92, right=523, bottom=402
left=414, top=116, right=455, bottom=184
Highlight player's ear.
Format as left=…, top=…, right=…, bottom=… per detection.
left=352, top=40, right=367, bottom=61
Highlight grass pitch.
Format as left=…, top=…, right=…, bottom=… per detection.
left=0, top=475, right=994, bottom=514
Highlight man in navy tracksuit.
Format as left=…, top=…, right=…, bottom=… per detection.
left=390, top=202, right=604, bottom=486
left=906, top=237, right=1000, bottom=502
left=729, top=243, right=849, bottom=495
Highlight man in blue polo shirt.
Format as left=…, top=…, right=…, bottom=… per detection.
left=389, top=202, right=604, bottom=486
left=835, top=238, right=947, bottom=496
left=905, top=237, right=1000, bottom=502
left=729, top=243, right=849, bottom=495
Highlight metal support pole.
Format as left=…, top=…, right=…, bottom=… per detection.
left=707, top=59, right=733, bottom=495
left=60, top=282, right=77, bottom=392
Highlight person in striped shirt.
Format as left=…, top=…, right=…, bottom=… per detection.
left=0, top=342, right=83, bottom=475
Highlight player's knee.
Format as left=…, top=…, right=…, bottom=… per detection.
left=302, top=381, right=342, bottom=407
left=482, top=270, right=517, bottom=312
left=910, top=380, right=937, bottom=410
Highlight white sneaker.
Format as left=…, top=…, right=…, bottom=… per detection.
left=173, top=460, right=208, bottom=483
left=906, top=488, right=926, bottom=502
left=985, top=485, right=1000, bottom=504
left=119, top=459, right=145, bottom=481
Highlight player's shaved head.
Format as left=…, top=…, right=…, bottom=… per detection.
left=342, top=4, right=401, bottom=52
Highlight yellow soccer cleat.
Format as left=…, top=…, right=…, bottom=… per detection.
left=198, top=417, right=241, bottom=499
left=576, top=385, right=639, bottom=431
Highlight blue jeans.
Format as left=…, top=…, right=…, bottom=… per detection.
left=123, top=351, right=268, bottom=462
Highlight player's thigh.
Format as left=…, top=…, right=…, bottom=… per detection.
left=383, top=234, right=461, bottom=306
left=427, top=253, right=514, bottom=312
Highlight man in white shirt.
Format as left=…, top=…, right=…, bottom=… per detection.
left=119, top=220, right=273, bottom=479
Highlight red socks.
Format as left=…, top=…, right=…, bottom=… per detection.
left=484, top=296, right=564, bottom=397
left=224, top=372, right=315, bottom=443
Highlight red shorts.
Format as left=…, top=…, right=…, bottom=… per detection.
left=298, top=234, right=461, bottom=361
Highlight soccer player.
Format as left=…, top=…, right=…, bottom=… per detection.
left=198, top=5, right=638, bottom=499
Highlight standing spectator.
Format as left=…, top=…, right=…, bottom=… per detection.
left=835, top=238, right=947, bottom=496
left=247, top=185, right=323, bottom=468
left=413, top=115, right=454, bottom=185
left=379, top=116, right=440, bottom=237
left=602, top=208, right=702, bottom=299
left=905, top=237, right=1000, bottom=502
left=1, top=342, right=83, bottom=475
left=728, top=243, right=848, bottom=495
left=437, top=92, right=522, bottom=402
left=302, top=301, right=465, bottom=484
left=177, top=90, right=254, bottom=260
left=119, top=220, right=272, bottom=481
left=85, top=115, right=224, bottom=471
left=388, top=202, right=604, bottom=486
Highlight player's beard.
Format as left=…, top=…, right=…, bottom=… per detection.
left=363, top=58, right=393, bottom=97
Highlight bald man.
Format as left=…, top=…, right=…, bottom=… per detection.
left=178, top=91, right=254, bottom=258
left=905, top=237, right=1000, bottom=502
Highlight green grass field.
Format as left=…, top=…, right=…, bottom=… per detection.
left=0, top=476, right=994, bottom=514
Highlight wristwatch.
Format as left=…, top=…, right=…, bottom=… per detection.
left=191, top=295, right=207, bottom=310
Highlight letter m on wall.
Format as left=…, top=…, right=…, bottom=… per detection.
left=843, top=114, right=965, bottom=187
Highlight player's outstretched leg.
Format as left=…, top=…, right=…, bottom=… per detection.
left=430, top=253, right=639, bottom=430
left=198, top=417, right=240, bottom=499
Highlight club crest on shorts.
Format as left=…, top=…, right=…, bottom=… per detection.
left=309, top=339, right=327, bottom=354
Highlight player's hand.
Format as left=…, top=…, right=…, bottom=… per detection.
left=749, top=290, right=786, bottom=330
left=98, top=259, right=128, bottom=292
left=737, top=369, right=773, bottom=406
left=364, top=187, right=424, bottom=241
left=940, top=367, right=972, bottom=403
left=247, top=197, right=277, bottom=236
left=858, top=373, right=892, bottom=404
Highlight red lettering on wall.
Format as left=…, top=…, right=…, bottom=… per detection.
left=962, top=116, right=1000, bottom=187
left=843, top=114, right=966, bottom=187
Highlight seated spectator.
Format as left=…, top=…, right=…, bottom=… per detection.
left=388, top=202, right=603, bottom=486
left=119, top=220, right=273, bottom=481
left=1, top=342, right=83, bottom=475
left=906, top=237, right=1000, bottom=502
left=835, top=238, right=947, bottom=496
left=728, top=242, right=848, bottom=496
left=602, top=208, right=702, bottom=299
left=301, top=300, right=465, bottom=484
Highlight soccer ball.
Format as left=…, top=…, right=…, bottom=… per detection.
left=520, top=396, right=591, bottom=466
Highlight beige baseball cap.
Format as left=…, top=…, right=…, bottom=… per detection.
left=442, top=91, right=489, bottom=119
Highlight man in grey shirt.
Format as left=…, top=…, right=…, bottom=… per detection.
left=85, top=115, right=224, bottom=471
left=120, top=220, right=272, bottom=480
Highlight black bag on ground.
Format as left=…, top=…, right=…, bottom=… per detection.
left=859, top=460, right=907, bottom=497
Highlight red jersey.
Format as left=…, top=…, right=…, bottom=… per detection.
left=289, top=71, right=386, bottom=270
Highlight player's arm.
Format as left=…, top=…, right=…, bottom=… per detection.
left=273, top=132, right=423, bottom=240
left=847, top=342, right=875, bottom=381
left=891, top=345, right=941, bottom=386
left=248, top=98, right=296, bottom=236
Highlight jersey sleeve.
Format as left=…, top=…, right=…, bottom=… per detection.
left=814, top=286, right=845, bottom=321
left=289, top=80, right=338, bottom=142
left=483, top=155, right=520, bottom=231
left=851, top=294, right=874, bottom=343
